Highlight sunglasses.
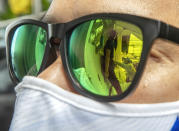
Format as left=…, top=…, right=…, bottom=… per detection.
left=6, top=13, right=179, bottom=102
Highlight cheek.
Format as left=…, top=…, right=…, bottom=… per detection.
left=139, top=58, right=172, bottom=88
left=127, top=56, right=179, bottom=103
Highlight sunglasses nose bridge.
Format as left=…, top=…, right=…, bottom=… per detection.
left=48, top=23, right=65, bottom=40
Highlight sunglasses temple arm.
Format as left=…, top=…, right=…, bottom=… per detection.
left=159, top=22, right=179, bottom=44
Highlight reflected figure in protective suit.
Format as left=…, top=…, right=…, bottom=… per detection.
left=102, top=30, right=122, bottom=95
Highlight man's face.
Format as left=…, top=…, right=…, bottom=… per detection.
left=38, top=0, right=179, bottom=103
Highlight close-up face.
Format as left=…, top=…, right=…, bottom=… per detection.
left=5, top=0, right=179, bottom=104
left=37, top=0, right=179, bottom=104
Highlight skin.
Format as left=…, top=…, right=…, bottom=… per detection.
left=38, top=0, right=179, bottom=103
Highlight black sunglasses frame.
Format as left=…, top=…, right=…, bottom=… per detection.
left=6, top=13, right=179, bottom=102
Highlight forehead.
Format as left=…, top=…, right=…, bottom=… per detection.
left=46, top=0, right=179, bottom=27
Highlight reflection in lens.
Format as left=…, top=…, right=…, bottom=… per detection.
left=11, top=24, right=47, bottom=81
left=69, top=19, right=143, bottom=97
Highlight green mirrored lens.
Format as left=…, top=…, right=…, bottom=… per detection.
left=68, top=19, right=143, bottom=97
left=11, top=24, right=47, bottom=81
